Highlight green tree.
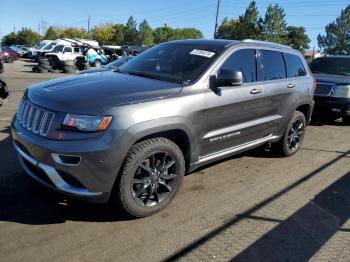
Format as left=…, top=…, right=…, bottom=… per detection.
left=318, top=5, right=350, bottom=55
left=16, top=28, right=42, bottom=46
left=1, top=32, right=18, bottom=46
left=286, top=26, right=310, bottom=52
left=91, top=24, right=115, bottom=45
left=236, top=1, right=262, bottom=39
left=112, top=24, right=125, bottom=45
left=124, top=16, right=139, bottom=44
left=153, top=26, right=175, bottom=43
left=61, top=27, right=88, bottom=39
left=262, top=4, right=288, bottom=44
left=138, top=19, right=154, bottom=45
left=216, top=18, right=240, bottom=39
left=175, top=28, right=203, bottom=40
left=44, top=26, right=62, bottom=40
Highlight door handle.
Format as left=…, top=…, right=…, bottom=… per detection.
left=287, top=83, right=296, bottom=88
left=250, top=89, right=262, bottom=94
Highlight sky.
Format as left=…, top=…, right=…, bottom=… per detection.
left=0, top=0, right=348, bottom=49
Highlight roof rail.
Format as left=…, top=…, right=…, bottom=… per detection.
left=242, top=39, right=292, bottom=49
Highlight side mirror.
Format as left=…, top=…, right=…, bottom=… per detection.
left=217, top=69, right=243, bottom=87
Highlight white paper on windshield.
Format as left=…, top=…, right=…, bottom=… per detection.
left=190, top=49, right=215, bottom=58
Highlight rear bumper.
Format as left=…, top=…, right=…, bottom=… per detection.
left=314, top=96, right=350, bottom=116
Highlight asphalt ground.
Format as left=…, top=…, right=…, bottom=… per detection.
left=0, top=60, right=350, bottom=262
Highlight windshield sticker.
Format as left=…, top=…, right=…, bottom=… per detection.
left=190, top=49, right=215, bottom=58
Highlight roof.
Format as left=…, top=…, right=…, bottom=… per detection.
left=167, top=39, right=240, bottom=48
left=165, top=38, right=294, bottom=50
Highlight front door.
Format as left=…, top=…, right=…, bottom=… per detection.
left=201, top=48, right=268, bottom=156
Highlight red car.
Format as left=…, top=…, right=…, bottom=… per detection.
left=0, top=47, right=20, bottom=63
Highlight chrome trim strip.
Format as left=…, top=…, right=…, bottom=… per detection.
left=197, top=134, right=279, bottom=164
left=203, top=115, right=282, bottom=139
left=13, top=142, right=102, bottom=197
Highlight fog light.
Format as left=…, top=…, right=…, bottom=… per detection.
left=52, top=153, right=81, bottom=166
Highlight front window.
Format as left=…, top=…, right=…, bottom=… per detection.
left=43, top=43, right=57, bottom=51
left=310, top=58, right=350, bottom=76
left=52, top=45, right=64, bottom=53
left=119, top=43, right=225, bottom=84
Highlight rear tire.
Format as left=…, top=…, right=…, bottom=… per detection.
left=273, top=111, right=306, bottom=157
left=115, top=138, right=185, bottom=218
left=6, top=56, right=14, bottom=63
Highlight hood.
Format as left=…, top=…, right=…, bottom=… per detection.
left=314, top=73, right=350, bottom=85
left=27, top=71, right=182, bottom=115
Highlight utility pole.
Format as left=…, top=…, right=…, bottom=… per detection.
left=87, top=15, right=91, bottom=36
left=213, top=0, right=221, bottom=39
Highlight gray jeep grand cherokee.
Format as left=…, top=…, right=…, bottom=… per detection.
left=12, top=39, right=314, bottom=217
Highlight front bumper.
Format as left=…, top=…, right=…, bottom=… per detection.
left=12, top=119, right=134, bottom=203
left=314, top=96, right=350, bottom=116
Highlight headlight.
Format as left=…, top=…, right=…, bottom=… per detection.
left=62, top=114, right=112, bottom=131
left=334, top=85, right=350, bottom=98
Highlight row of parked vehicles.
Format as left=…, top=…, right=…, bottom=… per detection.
left=30, top=38, right=148, bottom=74
left=7, top=38, right=350, bottom=218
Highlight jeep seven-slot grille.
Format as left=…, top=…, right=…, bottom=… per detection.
left=16, top=100, right=54, bottom=136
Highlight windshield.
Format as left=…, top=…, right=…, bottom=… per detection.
left=310, top=58, right=350, bottom=76
left=118, top=43, right=225, bottom=84
left=35, top=43, right=46, bottom=49
left=43, top=43, right=57, bottom=51
left=106, top=56, right=132, bottom=68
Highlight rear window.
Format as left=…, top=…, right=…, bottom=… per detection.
left=310, top=58, right=350, bottom=76
left=260, top=50, right=286, bottom=81
left=284, top=53, right=307, bottom=78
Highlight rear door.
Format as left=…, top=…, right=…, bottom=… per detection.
left=202, top=48, right=267, bottom=156
left=256, top=49, right=294, bottom=135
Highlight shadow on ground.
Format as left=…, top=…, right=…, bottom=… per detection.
left=165, top=148, right=350, bottom=261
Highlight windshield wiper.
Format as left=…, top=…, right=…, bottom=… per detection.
left=127, top=71, right=163, bottom=81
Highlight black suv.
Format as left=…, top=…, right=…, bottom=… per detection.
left=12, top=39, right=314, bottom=217
left=310, top=56, right=350, bottom=124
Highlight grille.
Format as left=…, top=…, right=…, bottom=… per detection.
left=315, top=82, right=335, bottom=96
left=16, top=100, right=54, bottom=136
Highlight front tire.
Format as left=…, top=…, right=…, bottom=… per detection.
left=6, top=56, right=14, bottom=63
left=116, top=138, right=185, bottom=218
left=273, top=111, right=306, bottom=157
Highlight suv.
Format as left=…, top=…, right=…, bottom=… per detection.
left=310, top=56, right=350, bottom=124
left=11, top=39, right=314, bottom=217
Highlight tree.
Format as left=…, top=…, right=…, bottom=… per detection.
left=175, top=28, right=203, bottom=40
left=318, top=5, right=350, bottom=55
left=139, top=19, right=154, bottom=46
left=92, top=24, right=116, bottom=45
left=1, top=32, right=18, bottom=46
left=112, top=24, right=125, bottom=45
left=216, top=18, right=240, bottom=39
left=286, top=26, right=310, bottom=52
left=44, top=26, right=62, bottom=40
left=262, top=4, right=288, bottom=44
left=16, top=28, right=42, bottom=46
left=61, top=27, right=88, bottom=39
left=236, top=1, right=262, bottom=40
left=124, top=16, right=139, bottom=45
left=153, top=26, right=176, bottom=43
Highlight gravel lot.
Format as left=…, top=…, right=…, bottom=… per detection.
left=1, top=60, right=350, bottom=262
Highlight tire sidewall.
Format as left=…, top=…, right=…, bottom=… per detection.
left=118, top=139, right=185, bottom=217
left=282, top=111, right=306, bottom=156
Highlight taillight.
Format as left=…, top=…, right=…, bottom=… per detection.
left=313, top=80, right=317, bottom=90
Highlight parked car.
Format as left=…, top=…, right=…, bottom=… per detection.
left=310, top=56, right=350, bottom=124
left=0, top=60, right=10, bottom=106
left=0, top=47, right=20, bottom=63
left=9, top=45, right=34, bottom=58
left=11, top=39, right=314, bottom=217
left=78, top=56, right=133, bottom=74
